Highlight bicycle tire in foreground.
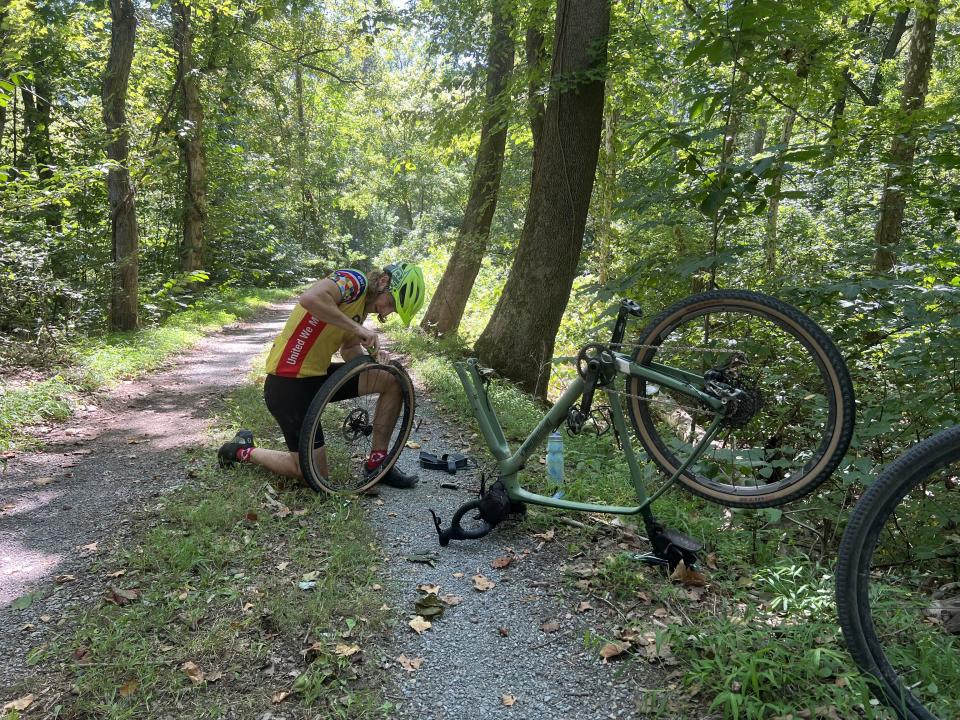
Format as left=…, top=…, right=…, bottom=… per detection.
left=836, top=424, right=960, bottom=720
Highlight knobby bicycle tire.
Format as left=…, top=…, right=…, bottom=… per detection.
left=835, top=425, right=960, bottom=720
left=627, top=290, right=855, bottom=507
left=299, top=356, right=415, bottom=494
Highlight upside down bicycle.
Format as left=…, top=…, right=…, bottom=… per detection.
left=426, top=289, right=856, bottom=569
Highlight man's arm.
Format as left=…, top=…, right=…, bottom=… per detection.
left=339, top=335, right=365, bottom=362
left=298, top=278, right=378, bottom=352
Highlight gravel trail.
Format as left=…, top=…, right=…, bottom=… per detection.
left=371, top=385, right=663, bottom=719
left=0, top=300, right=295, bottom=692
left=2, top=309, right=667, bottom=716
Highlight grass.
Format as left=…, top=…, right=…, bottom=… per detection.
left=385, top=324, right=895, bottom=720
left=15, top=368, right=394, bottom=719
left=0, top=286, right=292, bottom=450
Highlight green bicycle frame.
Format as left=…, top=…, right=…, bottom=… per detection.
left=454, top=356, right=726, bottom=515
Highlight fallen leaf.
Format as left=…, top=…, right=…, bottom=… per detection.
left=599, top=642, right=629, bottom=662
left=245, top=511, right=258, bottom=523
left=472, top=574, right=495, bottom=592
left=78, top=541, right=98, bottom=556
left=490, top=555, right=513, bottom=569
left=272, top=690, right=290, bottom=704
left=334, top=643, right=360, bottom=657
left=206, top=670, right=223, bottom=683
left=705, top=552, right=719, bottom=570
left=397, top=654, right=423, bottom=674
left=74, top=646, right=91, bottom=662
left=416, top=583, right=441, bottom=595
left=669, top=560, right=706, bottom=587
left=119, top=679, right=138, bottom=697
left=501, top=694, right=516, bottom=707
left=686, top=586, right=708, bottom=602
left=2, top=694, right=35, bottom=712
left=273, top=506, right=292, bottom=519
left=32, top=476, right=55, bottom=486
left=576, top=601, right=593, bottom=613
left=276, top=562, right=289, bottom=571
left=106, top=569, right=126, bottom=578
left=409, top=616, right=432, bottom=634
left=452, top=572, right=465, bottom=578
left=372, top=584, right=383, bottom=591
left=405, top=441, right=422, bottom=449
left=39, top=613, right=51, bottom=622
left=653, top=607, right=669, bottom=618
left=540, top=620, right=560, bottom=633
left=440, top=594, right=463, bottom=607
left=301, top=571, right=320, bottom=582
left=181, top=660, right=204, bottom=685
left=105, top=586, right=141, bottom=606
left=498, top=626, right=509, bottom=637
left=415, top=593, right=445, bottom=619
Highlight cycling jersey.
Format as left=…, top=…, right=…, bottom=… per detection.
left=265, top=269, right=368, bottom=378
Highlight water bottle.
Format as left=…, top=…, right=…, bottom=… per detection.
left=546, top=431, right=565, bottom=498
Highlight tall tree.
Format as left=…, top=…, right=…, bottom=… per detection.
left=420, top=1, right=515, bottom=337
left=103, top=0, right=140, bottom=330
left=874, top=0, right=940, bottom=273
left=172, top=0, right=207, bottom=271
left=474, top=0, right=610, bottom=398
left=764, top=108, right=797, bottom=272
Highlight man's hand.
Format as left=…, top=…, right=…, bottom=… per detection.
left=356, top=326, right=380, bottom=357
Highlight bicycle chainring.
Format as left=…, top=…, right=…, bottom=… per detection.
left=576, top=343, right=618, bottom=386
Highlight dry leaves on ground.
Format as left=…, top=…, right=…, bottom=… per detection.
left=104, top=586, right=141, bottom=606
left=409, top=615, right=432, bottom=634
left=440, top=594, right=463, bottom=607
left=490, top=555, right=513, bottom=569
left=472, top=574, right=495, bottom=591
left=670, top=559, right=707, bottom=587
left=2, top=694, right=35, bottom=712
left=118, top=679, right=138, bottom=697
left=540, top=619, right=560, bottom=633
left=416, top=583, right=440, bottom=594
left=576, top=600, right=594, bottom=613
left=272, top=690, right=290, bottom=704
left=181, top=660, right=205, bottom=685
left=397, top=654, right=423, bottom=674
left=501, top=694, right=516, bottom=706
left=599, top=642, right=629, bottom=662
left=334, top=643, right=360, bottom=657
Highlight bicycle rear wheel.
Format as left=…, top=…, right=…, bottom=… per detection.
left=627, top=290, right=854, bottom=507
left=299, top=356, right=415, bottom=494
left=836, top=425, right=960, bottom=720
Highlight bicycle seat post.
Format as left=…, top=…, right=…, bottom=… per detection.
left=611, top=299, right=642, bottom=347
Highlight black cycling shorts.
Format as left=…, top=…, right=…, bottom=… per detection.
left=263, top=364, right=361, bottom=452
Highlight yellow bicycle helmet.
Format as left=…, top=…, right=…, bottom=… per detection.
left=385, top=262, right=425, bottom=326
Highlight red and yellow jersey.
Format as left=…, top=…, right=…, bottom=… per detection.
left=265, top=269, right=368, bottom=378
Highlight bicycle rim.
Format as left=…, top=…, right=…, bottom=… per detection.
left=299, top=358, right=415, bottom=494
left=838, top=426, right=960, bottom=720
left=628, top=291, right=853, bottom=507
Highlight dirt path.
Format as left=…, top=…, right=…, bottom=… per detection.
left=371, top=387, right=665, bottom=719
left=0, top=300, right=295, bottom=691
left=2, top=306, right=672, bottom=717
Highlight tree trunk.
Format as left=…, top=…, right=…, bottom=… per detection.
left=474, top=0, right=610, bottom=399
left=525, top=23, right=547, bottom=165
left=764, top=108, right=797, bottom=272
left=21, top=75, right=61, bottom=228
left=596, top=80, right=617, bottom=285
left=172, top=0, right=207, bottom=272
left=103, top=0, right=139, bottom=330
left=293, top=62, right=317, bottom=236
left=420, top=2, right=515, bottom=337
left=873, top=0, right=939, bottom=273
left=751, top=117, right=766, bottom=155
left=869, top=10, right=911, bottom=105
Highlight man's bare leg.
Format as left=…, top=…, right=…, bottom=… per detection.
left=247, top=448, right=302, bottom=479
left=358, top=369, right=402, bottom=450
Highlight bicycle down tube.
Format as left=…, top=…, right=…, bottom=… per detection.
left=454, top=357, right=726, bottom=515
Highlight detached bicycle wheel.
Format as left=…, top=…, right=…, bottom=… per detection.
left=836, top=426, right=960, bottom=720
left=627, top=290, right=854, bottom=507
left=299, top=356, right=415, bottom=494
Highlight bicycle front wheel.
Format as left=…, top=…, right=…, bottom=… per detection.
left=836, top=425, right=960, bottom=720
left=299, top=356, right=415, bottom=494
left=627, top=290, right=854, bottom=507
